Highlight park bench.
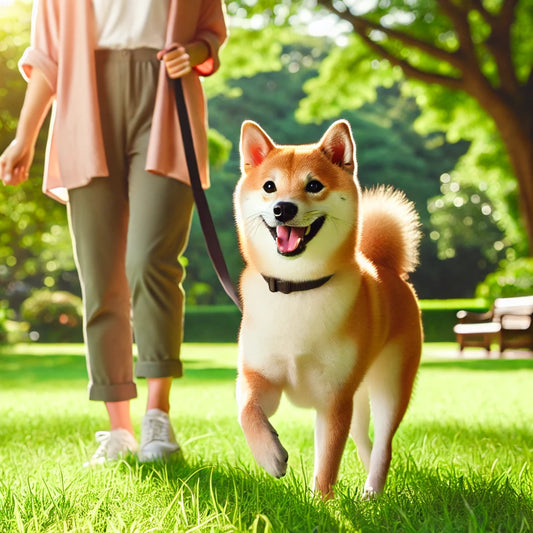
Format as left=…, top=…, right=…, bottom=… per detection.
left=453, top=296, right=533, bottom=355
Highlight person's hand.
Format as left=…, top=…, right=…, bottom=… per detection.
left=0, top=138, right=34, bottom=186
left=162, top=45, right=192, bottom=79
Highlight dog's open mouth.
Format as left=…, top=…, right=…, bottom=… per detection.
left=265, top=216, right=325, bottom=256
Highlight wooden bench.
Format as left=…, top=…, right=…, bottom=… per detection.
left=454, top=296, right=533, bottom=355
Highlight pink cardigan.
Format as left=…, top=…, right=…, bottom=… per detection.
left=19, top=0, right=227, bottom=203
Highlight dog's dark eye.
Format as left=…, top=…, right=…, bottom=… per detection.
left=306, top=180, right=324, bottom=193
left=263, top=180, right=277, bottom=193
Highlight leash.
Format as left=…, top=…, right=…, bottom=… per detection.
left=171, top=76, right=242, bottom=311
left=167, top=60, right=333, bottom=306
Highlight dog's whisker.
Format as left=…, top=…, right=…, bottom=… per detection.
left=245, top=215, right=266, bottom=237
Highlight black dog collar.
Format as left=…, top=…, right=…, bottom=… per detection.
left=262, top=274, right=333, bottom=294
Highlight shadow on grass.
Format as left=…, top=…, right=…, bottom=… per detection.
left=118, top=455, right=345, bottom=532
left=336, top=469, right=533, bottom=533
left=112, top=450, right=533, bottom=533
left=0, top=353, right=237, bottom=386
left=0, top=354, right=88, bottom=384
left=3, top=347, right=531, bottom=387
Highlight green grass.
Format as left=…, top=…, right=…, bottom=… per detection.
left=0, top=343, right=532, bottom=532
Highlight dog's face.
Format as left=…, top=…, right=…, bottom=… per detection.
left=235, top=120, right=361, bottom=279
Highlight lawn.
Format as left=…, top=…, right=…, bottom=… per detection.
left=0, top=343, right=532, bottom=532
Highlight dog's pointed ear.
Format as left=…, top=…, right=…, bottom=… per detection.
left=240, top=121, right=276, bottom=172
left=318, top=120, right=356, bottom=173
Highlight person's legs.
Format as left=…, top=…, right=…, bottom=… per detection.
left=69, top=51, right=139, bottom=465
left=74, top=48, right=195, bottom=463
left=68, top=172, right=139, bottom=465
left=124, top=49, right=195, bottom=460
left=146, top=377, right=173, bottom=413
left=126, top=174, right=194, bottom=461
left=106, top=401, right=134, bottom=434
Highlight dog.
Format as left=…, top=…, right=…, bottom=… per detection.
left=233, top=119, right=422, bottom=499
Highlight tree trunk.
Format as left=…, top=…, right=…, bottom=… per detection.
left=474, top=86, right=533, bottom=251
left=504, top=131, right=533, bottom=251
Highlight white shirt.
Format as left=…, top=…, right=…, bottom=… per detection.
left=92, top=0, right=169, bottom=50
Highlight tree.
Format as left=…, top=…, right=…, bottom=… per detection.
left=199, top=46, right=471, bottom=300
left=0, top=1, right=76, bottom=314
left=297, top=0, right=533, bottom=248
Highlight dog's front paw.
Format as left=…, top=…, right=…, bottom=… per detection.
left=254, top=428, right=288, bottom=478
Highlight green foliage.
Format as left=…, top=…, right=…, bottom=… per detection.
left=428, top=175, right=506, bottom=263
left=183, top=305, right=241, bottom=342
left=291, top=0, right=531, bottom=256
left=1, top=0, right=525, bottom=314
left=203, top=25, right=285, bottom=98
left=180, top=300, right=491, bottom=343
left=200, top=52, right=475, bottom=300
left=0, top=0, right=77, bottom=313
left=0, top=0, right=31, bottom=132
left=511, top=0, right=533, bottom=83
left=421, top=300, right=490, bottom=343
left=206, top=128, right=232, bottom=170
left=451, top=127, right=526, bottom=255
left=476, top=258, right=533, bottom=300
left=0, top=307, right=8, bottom=344
left=425, top=122, right=527, bottom=270
left=20, top=289, right=83, bottom=342
left=407, top=82, right=528, bottom=252
left=296, top=36, right=402, bottom=122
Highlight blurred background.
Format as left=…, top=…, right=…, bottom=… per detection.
left=1, top=0, right=531, bottom=343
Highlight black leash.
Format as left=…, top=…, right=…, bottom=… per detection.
left=171, top=77, right=242, bottom=311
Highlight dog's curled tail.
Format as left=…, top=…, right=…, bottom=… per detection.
left=359, top=186, right=421, bottom=275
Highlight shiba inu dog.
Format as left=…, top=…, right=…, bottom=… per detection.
left=234, top=119, right=422, bottom=499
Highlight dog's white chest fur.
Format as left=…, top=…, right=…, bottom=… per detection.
left=239, top=270, right=359, bottom=408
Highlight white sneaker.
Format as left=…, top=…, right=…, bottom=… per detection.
left=84, top=428, right=138, bottom=467
left=138, top=409, right=180, bottom=463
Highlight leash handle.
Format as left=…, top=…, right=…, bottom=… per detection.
left=171, top=76, right=242, bottom=311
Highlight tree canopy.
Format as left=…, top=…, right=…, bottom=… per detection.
left=1, top=0, right=531, bottom=317
left=283, top=0, right=532, bottom=249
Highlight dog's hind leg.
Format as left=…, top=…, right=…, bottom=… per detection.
left=313, top=396, right=353, bottom=499
left=237, top=365, right=288, bottom=478
left=350, top=382, right=372, bottom=471
left=362, top=345, right=419, bottom=498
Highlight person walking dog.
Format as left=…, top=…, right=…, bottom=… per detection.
left=0, top=0, right=227, bottom=465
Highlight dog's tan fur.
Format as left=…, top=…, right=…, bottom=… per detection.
left=234, top=119, right=422, bottom=499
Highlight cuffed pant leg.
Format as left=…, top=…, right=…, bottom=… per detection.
left=126, top=172, right=194, bottom=379
left=68, top=178, right=138, bottom=402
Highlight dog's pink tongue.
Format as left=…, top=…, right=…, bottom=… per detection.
left=276, top=225, right=305, bottom=253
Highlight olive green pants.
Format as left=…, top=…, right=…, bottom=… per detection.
left=67, top=49, right=194, bottom=402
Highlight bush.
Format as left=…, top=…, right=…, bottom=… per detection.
left=420, top=299, right=489, bottom=342
left=20, top=289, right=83, bottom=342
left=183, top=300, right=489, bottom=344
left=476, top=258, right=533, bottom=300
left=7, top=297, right=494, bottom=345
left=0, top=306, right=8, bottom=344
left=184, top=305, right=241, bottom=343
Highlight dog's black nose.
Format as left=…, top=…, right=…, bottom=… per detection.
left=273, top=202, right=298, bottom=223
